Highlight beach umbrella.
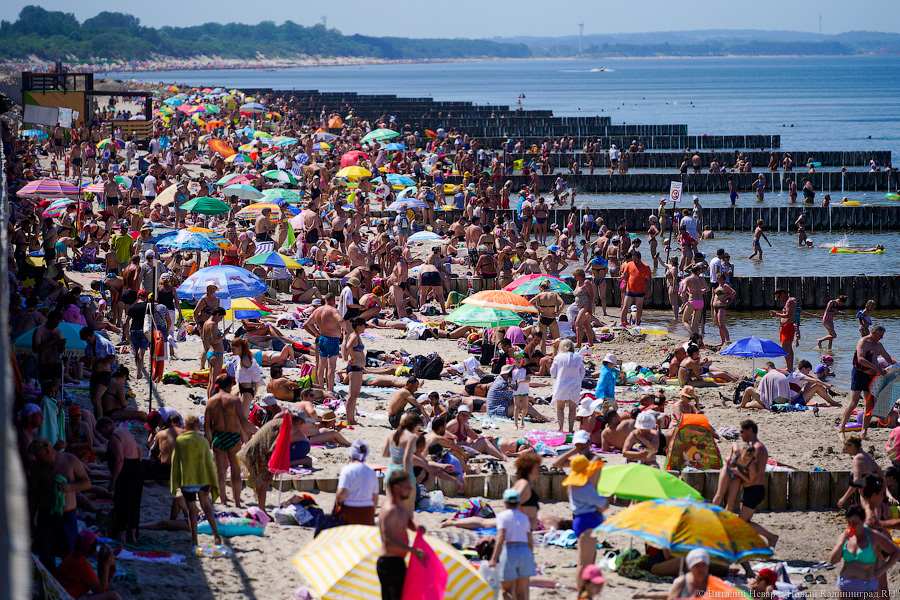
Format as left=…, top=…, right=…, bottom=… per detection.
left=253, top=131, right=273, bottom=140
left=312, top=142, right=332, bottom=151
left=177, top=265, right=268, bottom=300
left=151, top=184, right=180, bottom=207
left=239, top=102, right=266, bottom=114
left=114, top=175, right=132, bottom=188
left=216, top=173, right=251, bottom=186
left=720, top=336, right=788, bottom=374
left=594, top=498, right=773, bottom=564
left=336, top=166, right=372, bottom=179
left=361, top=128, right=400, bottom=144
left=205, top=120, right=225, bottom=131
left=223, top=184, right=264, bottom=200
left=18, top=179, right=80, bottom=197
left=272, top=136, right=299, bottom=148
left=163, top=97, right=183, bottom=105
left=208, top=139, right=236, bottom=157
left=245, top=252, right=303, bottom=269
left=265, top=111, right=282, bottom=121
left=315, top=131, right=339, bottom=141
left=374, top=174, right=416, bottom=187
left=225, top=154, right=252, bottom=164
left=327, top=116, right=344, bottom=128
left=504, top=274, right=573, bottom=295
left=340, top=150, right=368, bottom=167
left=20, top=129, right=48, bottom=139
left=155, top=230, right=223, bottom=252
left=81, top=182, right=106, bottom=194
left=185, top=227, right=230, bottom=249
left=425, top=129, right=438, bottom=139
left=43, top=199, right=90, bottom=219
left=262, top=188, right=302, bottom=204
left=12, top=322, right=87, bottom=357
left=262, top=170, right=298, bottom=185
left=445, top=304, right=523, bottom=328
left=236, top=203, right=281, bottom=220
left=462, top=290, right=538, bottom=313
left=384, top=143, right=407, bottom=151
left=387, top=198, right=426, bottom=211
left=224, top=298, right=270, bottom=320
left=408, top=230, right=442, bottom=242
left=179, top=197, right=231, bottom=215
left=293, top=525, right=492, bottom=600
left=191, top=114, right=206, bottom=127
left=595, top=464, right=704, bottom=502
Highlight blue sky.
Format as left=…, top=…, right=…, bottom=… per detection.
left=3, top=0, right=897, bottom=38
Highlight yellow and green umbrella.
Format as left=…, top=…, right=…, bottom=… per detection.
left=595, top=498, right=773, bottom=564
left=293, top=525, right=492, bottom=600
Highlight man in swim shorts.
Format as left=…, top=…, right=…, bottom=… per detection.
left=735, top=420, right=778, bottom=575
left=205, top=374, right=257, bottom=507
left=303, top=293, right=343, bottom=392
left=770, top=289, right=797, bottom=371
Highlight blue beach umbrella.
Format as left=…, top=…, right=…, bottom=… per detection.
left=155, top=230, right=222, bottom=252
left=177, top=265, right=268, bottom=300
left=720, top=336, right=788, bottom=374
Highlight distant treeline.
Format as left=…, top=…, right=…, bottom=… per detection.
left=0, top=6, right=530, bottom=61
left=574, top=41, right=854, bottom=57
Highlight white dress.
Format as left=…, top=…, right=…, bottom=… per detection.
left=550, top=351, right=586, bottom=405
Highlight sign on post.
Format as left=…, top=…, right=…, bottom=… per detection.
left=669, top=181, right=683, bottom=203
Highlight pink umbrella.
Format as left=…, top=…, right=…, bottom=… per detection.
left=268, top=413, right=293, bottom=503
left=340, top=151, right=368, bottom=168
left=82, top=182, right=106, bottom=194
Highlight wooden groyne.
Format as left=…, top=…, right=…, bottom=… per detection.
left=504, top=150, right=891, bottom=169
left=454, top=170, right=897, bottom=193
left=372, top=205, right=900, bottom=232
left=313, top=275, right=900, bottom=309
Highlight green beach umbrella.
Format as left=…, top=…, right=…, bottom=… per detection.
left=361, top=128, right=400, bottom=144
left=263, top=170, right=298, bottom=185
left=179, top=196, right=231, bottom=215
left=262, top=188, right=303, bottom=204
left=595, top=464, right=704, bottom=502
left=505, top=274, right=573, bottom=295
left=445, top=304, right=523, bottom=327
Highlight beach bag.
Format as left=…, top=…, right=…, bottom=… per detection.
left=413, top=353, right=443, bottom=380
left=296, top=374, right=313, bottom=389
left=142, top=303, right=153, bottom=341
left=313, top=509, right=345, bottom=538
left=733, top=380, right=753, bottom=405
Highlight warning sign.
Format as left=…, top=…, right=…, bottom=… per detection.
left=669, top=181, right=683, bottom=203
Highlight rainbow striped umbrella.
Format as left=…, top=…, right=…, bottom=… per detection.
left=462, top=290, right=538, bottom=313
left=18, top=179, right=80, bottom=197
left=245, top=252, right=303, bottom=269
left=82, top=182, right=106, bottom=194
left=293, top=525, right=492, bottom=600
left=235, top=203, right=281, bottom=220
left=43, top=198, right=91, bottom=218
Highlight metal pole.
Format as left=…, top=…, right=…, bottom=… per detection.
left=0, top=123, right=32, bottom=600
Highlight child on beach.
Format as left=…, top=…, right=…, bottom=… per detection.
left=747, top=220, right=771, bottom=259
left=511, top=353, right=530, bottom=430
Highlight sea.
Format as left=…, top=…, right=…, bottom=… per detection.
left=112, top=56, right=900, bottom=380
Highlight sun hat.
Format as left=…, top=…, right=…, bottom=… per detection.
left=500, top=364, right=515, bottom=376
left=562, top=454, right=604, bottom=487
left=321, top=410, right=337, bottom=423
left=635, top=411, right=657, bottom=430
left=260, top=393, right=278, bottom=407
left=602, top=353, right=618, bottom=365
left=346, top=276, right=361, bottom=287
left=680, top=385, right=697, bottom=398
left=757, top=568, right=777, bottom=586
left=572, top=430, right=590, bottom=445
left=686, top=548, right=709, bottom=569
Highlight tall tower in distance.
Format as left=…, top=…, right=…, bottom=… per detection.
left=579, top=22, right=584, bottom=54
left=819, top=14, right=822, bottom=36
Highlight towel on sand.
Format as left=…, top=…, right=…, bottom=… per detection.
left=170, top=430, right=219, bottom=502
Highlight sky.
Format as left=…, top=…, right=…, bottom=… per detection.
left=3, top=0, right=898, bottom=39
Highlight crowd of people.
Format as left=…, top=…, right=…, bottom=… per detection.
left=3, top=84, right=899, bottom=600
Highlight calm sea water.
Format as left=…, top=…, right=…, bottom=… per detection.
left=113, top=56, right=900, bottom=150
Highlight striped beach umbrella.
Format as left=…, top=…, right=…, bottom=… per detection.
left=43, top=199, right=91, bottom=219
left=262, top=170, right=298, bottom=185
left=185, top=227, right=229, bottom=249
left=504, top=274, right=573, bottom=295
left=18, top=178, right=80, bottom=197
left=235, top=203, right=280, bottom=220
left=462, top=290, right=538, bottom=313
left=245, top=252, right=302, bottom=269
left=293, top=525, right=492, bottom=600
left=216, top=173, right=251, bottom=186
left=361, top=128, right=400, bottom=144
left=387, top=198, right=426, bottom=211
left=81, top=182, right=106, bottom=194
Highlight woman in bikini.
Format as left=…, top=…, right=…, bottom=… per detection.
left=193, top=284, right=220, bottom=368
left=572, top=268, right=596, bottom=347
left=101, top=367, right=147, bottom=421
left=231, top=338, right=263, bottom=414
left=828, top=503, right=900, bottom=598
left=289, top=268, right=323, bottom=304
left=857, top=300, right=876, bottom=336
left=711, top=271, right=736, bottom=345
left=475, top=249, right=499, bottom=290
left=679, top=265, right=708, bottom=335
left=533, top=197, right=550, bottom=245
left=588, top=255, right=609, bottom=317
left=342, top=317, right=367, bottom=426
left=530, top=280, right=564, bottom=355
left=647, top=215, right=661, bottom=269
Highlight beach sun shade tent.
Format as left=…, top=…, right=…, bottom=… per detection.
left=594, top=497, right=774, bottom=565
left=13, top=322, right=87, bottom=357
left=293, top=525, right=493, bottom=600
left=177, top=265, right=268, bottom=300
left=462, top=290, right=538, bottom=313
left=595, top=464, right=704, bottom=502
left=503, top=274, right=573, bottom=295
left=720, top=336, right=788, bottom=375
left=665, top=413, right=723, bottom=471
left=179, top=197, right=231, bottom=215
left=18, top=179, right=80, bottom=197
left=445, top=304, right=523, bottom=328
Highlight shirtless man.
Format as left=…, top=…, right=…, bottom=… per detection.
left=734, top=420, right=778, bottom=574
left=378, top=471, right=426, bottom=600
left=122, top=255, right=141, bottom=317
left=205, top=374, right=256, bottom=507
left=444, top=406, right=507, bottom=462
left=770, top=289, right=797, bottom=371
left=464, top=217, right=484, bottom=267
left=598, top=410, right=635, bottom=451
left=202, top=307, right=229, bottom=397
left=303, top=293, right=343, bottom=392
left=840, top=325, right=898, bottom=439
left=32, top=310, right=66, bottom=385
left=837, top=435, right=885, bottom=508
left=388, top=378, right=428, bottom=428
left=100, top=367, right=147, bottom=421
left=254, top=207, right=274, bottom=242
left=346, top=231, right=367, bottom=267
left=747, top=220, right=772, bottom=260
left=291, top=390, right=352, bottom=446
left=30, top=436, right=91, bottom=564
left=97, top=416, right=145, bottom=543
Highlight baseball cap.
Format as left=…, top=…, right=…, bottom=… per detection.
left=757, top=568, right=777, bottom=586
left=260, top=393, right=278, bottom=406
left=456, top=404, right=471, bottom=414
left=581, top=564, right=606, bottom=585
left=572, top=430, right=590, bottom=445
left=502, top=488, right=521, bottom=503
left=145, top=409, right=162, bottom=431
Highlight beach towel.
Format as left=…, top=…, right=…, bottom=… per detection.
left=402, top=531, right=447, bottom=600
left=170, top=430, right=219, bottom=501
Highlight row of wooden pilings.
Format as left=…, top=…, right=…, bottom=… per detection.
left=502, top=150, right=891, bottom=169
